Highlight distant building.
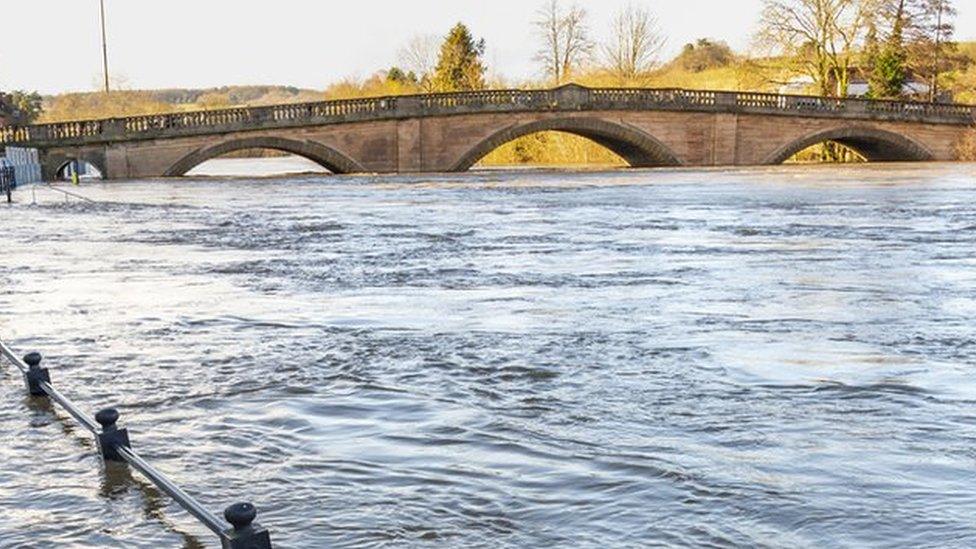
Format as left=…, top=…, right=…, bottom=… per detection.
left=844, top=77, right=938, bottom=101
left=778, top=72, right=951, bottom=102
left=778, top=75, right=817, bottom=95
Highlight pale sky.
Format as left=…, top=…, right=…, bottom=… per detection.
left=2, top=0, right=975, bottom=95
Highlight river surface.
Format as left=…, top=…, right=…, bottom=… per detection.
left=1, top=161, right=975, bottom=548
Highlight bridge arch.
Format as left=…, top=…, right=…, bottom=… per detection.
left=764, top=126, right=935, bottom=164
left=39, top=150, right=108, bottom=181
left=164, top=135, right=366, bottom=176
left=450, top=117, right=683, bottom=171
left=55, top=159, right=104, bottom=180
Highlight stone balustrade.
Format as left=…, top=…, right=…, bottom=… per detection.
left=3, top=85, right=974, bottom=149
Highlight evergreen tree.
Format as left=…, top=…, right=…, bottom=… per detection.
left=867, top=1, right=908, bottom=99
left=432, top=23, right=487, bottom=92
left=870, top=46, right=908, bottom=98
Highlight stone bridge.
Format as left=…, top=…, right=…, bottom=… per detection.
left=2, top=85, right=973, bottom=180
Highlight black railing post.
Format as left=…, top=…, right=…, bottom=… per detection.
left=95, top=408, right=131, bottom=462
left=2, top=340, right=274, bottom=545
left=22, top=352, right=50, bottom=396
left=221, top=502, right=273, bottom=549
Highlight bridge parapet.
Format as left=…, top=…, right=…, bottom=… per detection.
left=591, top=88, right=719, bottom=108
left=417, top=89, right=555, bottom=110
left=3, top=86, right=974, bottom=149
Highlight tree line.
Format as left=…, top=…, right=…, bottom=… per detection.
left=388, top=2, right=670, bottom=92
left=387, top=0, right=959, bottom=100
left=758, top=0, right=958, bottom=101
left=0, top=0, right=968, bottom=127
left=0, top=91, right=42, bottom=126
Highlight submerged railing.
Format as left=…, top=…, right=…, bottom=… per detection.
left=0, top=339, right=273, bottom=548
left=3, top=85, right=974, bottom=148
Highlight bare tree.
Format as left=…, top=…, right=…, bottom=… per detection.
left=830, top=1, right=875, bottom=97
left=756, top=0, right=875, bottom=97
left=906, top=0, right=956, bottom=101
left=534, top=0, right=594, bottom=86
left=602, top=4, right=667, bottom=82
left=398, top=34, right=440, bottom=92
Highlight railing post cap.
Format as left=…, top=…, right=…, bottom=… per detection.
left=224, top=502, right=258, bottom=531
left=95, top=408, right=120, bottom=431
left=23, top=352, right=42, bottom=368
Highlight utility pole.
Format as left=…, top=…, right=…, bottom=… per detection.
left=100, top=0, right=110, bottom=93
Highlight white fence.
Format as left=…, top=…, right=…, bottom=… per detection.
left=2, top=146, right=42, bottom=185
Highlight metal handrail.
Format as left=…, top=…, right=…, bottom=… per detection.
left=44, top=184, right=99, bottom=204
left=0, top=338, right=273, bottom=548
left=37, top=380, right=99, bottom=434
left=116, top=445, right=226, bottom=535
left=0, top=341, right=27, bottom=373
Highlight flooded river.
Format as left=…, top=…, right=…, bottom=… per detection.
left=1, top=162, right=975, bottom=547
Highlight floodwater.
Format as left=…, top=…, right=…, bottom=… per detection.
left=1, top=160, right=975, bottom=548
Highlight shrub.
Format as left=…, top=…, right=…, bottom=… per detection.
left=672, top=39, right=735, bottom=73
left=0, top=91, right=43, bottom=125
left=957, top=127, right=976, bottom=161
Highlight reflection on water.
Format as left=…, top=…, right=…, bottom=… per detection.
left=1, top=161, right=975, bottom=547
left=187, top=156, right=330, bottom=177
